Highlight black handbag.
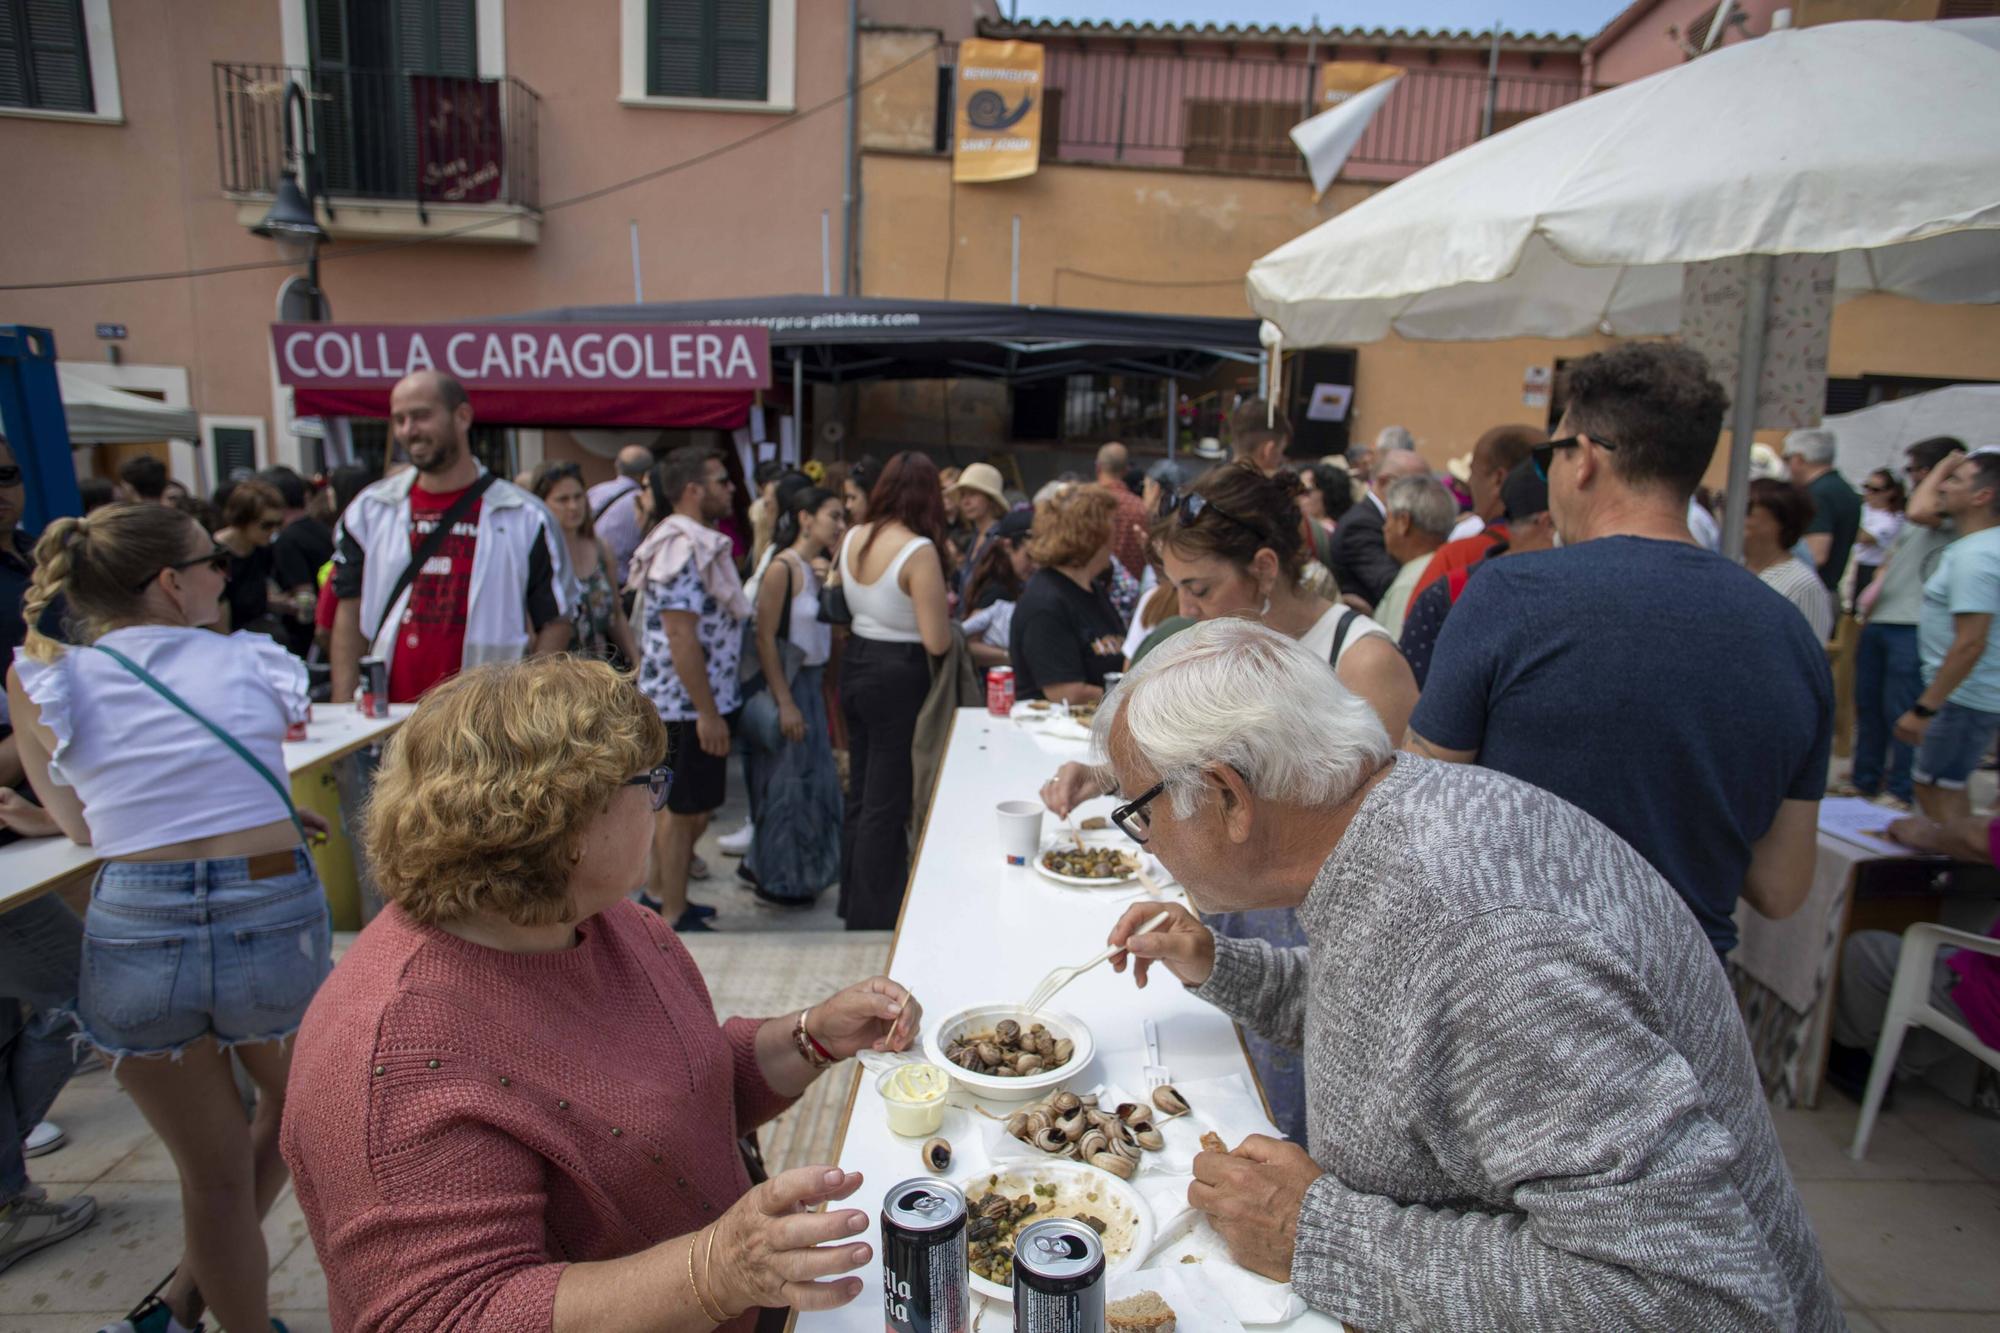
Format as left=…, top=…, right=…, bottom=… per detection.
left=818, top=534, right=854, bottom=625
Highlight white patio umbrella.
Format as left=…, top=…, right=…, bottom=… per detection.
left=1246, top=17, right=2000, bottom=553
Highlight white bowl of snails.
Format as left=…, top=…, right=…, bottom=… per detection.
left=923, top=1006, right=1093, bottom=1103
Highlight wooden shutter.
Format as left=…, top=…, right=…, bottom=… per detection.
left=1040, top=85, right=1063, bottom=160
left=396, top=0, right=475, bottom=77
left=648, top=0, right=705, bottom=98
left=650, top=0, right=767, bottom=101
left=0, top=0, right=94, bottom=112
left=308, top=0, right=357, bottom=193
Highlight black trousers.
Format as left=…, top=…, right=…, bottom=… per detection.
left=838, top=636, right=931, bottom=931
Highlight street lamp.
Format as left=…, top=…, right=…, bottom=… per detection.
left=254, top=81, right=330, bottom=305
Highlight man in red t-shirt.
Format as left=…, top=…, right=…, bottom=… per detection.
left=1413, top=423, right=1544, bottom=600
left=1093, top=442, right=1151, bottom=580
left=330, top=372, right=566, bottom=704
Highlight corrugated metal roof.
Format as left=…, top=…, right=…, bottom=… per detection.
left=976, top=17, right=1591, bottom=50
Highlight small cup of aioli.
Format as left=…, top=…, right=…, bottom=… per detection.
left=877, top=1062, right=950, bottom=1137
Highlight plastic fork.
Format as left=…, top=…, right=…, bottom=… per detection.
left=1142, top=1019, right=1171, bottom=1095
left=1021, top=909, right=1172, bottom=1015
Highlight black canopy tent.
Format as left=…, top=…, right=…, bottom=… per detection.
left=505, top=295, right=1267, bottom=390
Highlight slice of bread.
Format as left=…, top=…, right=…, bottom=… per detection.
left=1107, top=1289, right=1177, bottom=1331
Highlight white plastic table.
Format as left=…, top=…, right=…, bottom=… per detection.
left=0, top=702, right=409, bottom=916
left=792, top=708, right=1344, bottom=1332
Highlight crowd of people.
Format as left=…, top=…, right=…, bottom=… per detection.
left=0, top=341, right=1995, bottom=1330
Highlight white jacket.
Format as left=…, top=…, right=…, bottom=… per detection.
left=335, top=467, right=572, bottom=675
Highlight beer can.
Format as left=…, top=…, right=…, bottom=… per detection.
left=883, top=1176, right=968, bottom=1333
left=358, top=656, right=389, bottom=719
left=987, top=666, right=1015, bottom=717
left=1012, top=1218, right=1105, bottom=1333
left=285, top=703, right=312, bottom=743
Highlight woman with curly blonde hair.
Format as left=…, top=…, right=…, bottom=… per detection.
left=6, top=501, right=324, bottom=1333
left=281, top=655, right=925, bottom=1331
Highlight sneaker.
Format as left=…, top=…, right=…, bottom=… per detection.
left=97, top=1297, right=203, bottom=1333
left=22, top=1120, right=65, bottom=1157
left=688, top=854, right=712, bottom=881
left=1, top=1190, right=98, bottom=1275
left=717, top=821, right=755, bottom=856
left=671, top=907, right=715, bottom=933
left=735, top=862, right=761, bottom=889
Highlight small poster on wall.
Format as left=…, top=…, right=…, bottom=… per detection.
left=1306, top=382, right=1354, bottom=422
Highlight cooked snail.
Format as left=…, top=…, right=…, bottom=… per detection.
left=944, top=1020, right=1076, bottom=1078
left=1001, top=1087, right=1169, bottom=1178
left=1152, top=1085, right=1191, bottom=1118
left=920, top=1137, right=952, bottom=1173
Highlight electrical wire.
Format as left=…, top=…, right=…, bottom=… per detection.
left=0, top=40, right=943, bottom=293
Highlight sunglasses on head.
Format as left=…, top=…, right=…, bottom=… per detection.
left=1531, top=433, right=1621, bottom=482
left=1163, top=490, right=1266, bottom=543
left=132, top=545, right=230, bottom=592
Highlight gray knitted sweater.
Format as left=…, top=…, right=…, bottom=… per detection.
left=1193, top=755, right=1840, bottom=1332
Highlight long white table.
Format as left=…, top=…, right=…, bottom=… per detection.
left=0, top=701, right=409, bottom=915
left=796, top=708, right=1343, bottom=1331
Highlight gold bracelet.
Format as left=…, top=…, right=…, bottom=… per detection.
left=687, top=1229, right=728, bottom=1325
left=703, top=1224, right=740, bottom=1321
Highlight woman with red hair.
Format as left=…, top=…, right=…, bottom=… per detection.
left=835, top=452, right=953, bottom=929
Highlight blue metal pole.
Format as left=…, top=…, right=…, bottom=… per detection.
left=0, top=325, right=80, bottom=535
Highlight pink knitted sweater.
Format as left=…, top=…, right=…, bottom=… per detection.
left=281, top=901, right=794, bottom=1331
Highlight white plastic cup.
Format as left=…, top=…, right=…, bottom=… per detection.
left=996, top=800, right=1044, bottom=867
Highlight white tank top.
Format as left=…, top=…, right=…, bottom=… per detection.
left=840, top=529, right=932, bottom=643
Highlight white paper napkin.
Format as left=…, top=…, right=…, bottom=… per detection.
left=1143, top=1215, right=1312, bottom=1325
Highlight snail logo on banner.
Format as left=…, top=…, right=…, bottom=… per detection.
left=1291, top=62, right=1404, bottom=199
left=953, top=39, right=1044, bottom=183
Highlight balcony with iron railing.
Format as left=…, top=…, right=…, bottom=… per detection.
left=214, top=62, right=543, bottom=244
left=929, top=42, right=1591, bottom=182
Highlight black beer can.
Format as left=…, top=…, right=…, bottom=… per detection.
left=883, top=1176, right=968, bottom=1333
left=1012, top=1218, right=1105, bottom=1332
left=358, top=655, right=389, bottom=718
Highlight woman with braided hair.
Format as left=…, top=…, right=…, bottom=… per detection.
left=6, top=502, right=328, bottom=1333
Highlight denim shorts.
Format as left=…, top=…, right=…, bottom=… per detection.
left=1912, top=700, right=2000, bottom=790
left=77, top=849, right=332, bottom=1060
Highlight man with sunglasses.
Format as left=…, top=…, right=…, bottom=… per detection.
left=1409, top=343, right=1833, bottom=958
left=1095, top=618, right=1838, bottom=1333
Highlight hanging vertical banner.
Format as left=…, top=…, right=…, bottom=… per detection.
left=953, top=39, right=1044, bottom=183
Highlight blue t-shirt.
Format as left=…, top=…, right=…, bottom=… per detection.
left=1918, top=525, right=2000, bottom=715
left=1411, top=536, right=1833, bottom=954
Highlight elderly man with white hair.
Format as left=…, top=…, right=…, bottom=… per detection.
left=1784, top=427, right=1862, bottom=590
left=1096, top=617, right=1840, bottom=1332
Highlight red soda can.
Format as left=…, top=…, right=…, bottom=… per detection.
left=359, top=656, right=389, bottom=719
left=987, top=666, right=1015, bottom=717
left=285, top=703, right=314, bottom=742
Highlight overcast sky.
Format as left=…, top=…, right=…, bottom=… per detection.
left=1006, top=1, right=1631, bottom=38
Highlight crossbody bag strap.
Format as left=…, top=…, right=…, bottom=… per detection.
left=592, top=479, right=637, bottom=523
left=369, top=473, right=498, bottom=644
left=90, top=644, right=306, bottom=842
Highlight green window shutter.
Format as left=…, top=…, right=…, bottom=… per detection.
left=0, top=0, right=94, bottom=112
left=711, top=0, right=767, bottom=102
left=648, top=0, right=704, bottom=98
left=649, top=0, right=766, bottom=101
left=396, top=0, right=475, bottom=77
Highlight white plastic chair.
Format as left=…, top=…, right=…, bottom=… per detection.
left=1849, top=923, right=2000, bottom=1160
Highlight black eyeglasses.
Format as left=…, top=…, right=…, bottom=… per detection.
left=1531, top=433, right=1619, bottom=482
left=132, top=545, right=229, bottom=592
left=1164, top=491, right=1266, bottom=544
left=0, top=465, right=20, bottom=486
left=1110, top=779, right=1168, bottom=845
left=626, top=765, right=674, bottom=812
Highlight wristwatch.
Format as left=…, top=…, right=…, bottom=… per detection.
left=1912, top=702, right=1939, bottom=719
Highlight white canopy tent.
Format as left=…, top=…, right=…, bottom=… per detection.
left=0, top=367, right=201, bottom=446
left=1247, top=17, right=2000, bottom=554
left=1823, top=383, right=2000, bottom=483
